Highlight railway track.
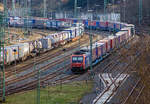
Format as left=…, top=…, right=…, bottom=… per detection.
left=4, top=54, right=75, bottom=95
left=5, top=57, right=82, bottom=95
left=92, top=36, right=142, bottom=104
left=121, top=78, right=142, bottom=104
left=121, top=65, right=149, bottom=104
left=5, top=37, right=133, bottom=97
left=5, top=31, right=106, bottom=79
left=5, top=34, right=89, bottom=77
left=2, top=33, right=136, bottom=99
left=1, top=32, right=105, bottom=96
left=6, top=55, right=70, bottom=85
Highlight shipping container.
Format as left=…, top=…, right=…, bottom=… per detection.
left=96, top=21, right=100, bottom=29
left=39, top=38, right=52, bottom=49
left=121, top=27, right=131, bottom=40
left=6, top=45, right=19, bottom=63
left=84, top=20, right=89, bottom=28
left=15, top=43, right=30, bottom=60
left=97, top=41, right=106, bottom=55
left=99, top=21, right=108, bottom=30
left=108, top=21, right=115, bottom=31
left=9, top=17, right=24, bottom=27
left=1, top=47, right=13, bottom=64
left=98, top=38, right=111, bottom=52
left=95, top=43, right=102, bottom=58
left=46, top=21, right=52, bottom=28
left=108, top=36, right=116, bottom=49
left=116, top=32, right=122, bottom=44
left=115, top=22, right=121, bottom=31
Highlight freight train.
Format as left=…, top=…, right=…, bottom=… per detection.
left=57, top=18, right=135, bottom=33
left=4, top=16, right=135, bottom=68
left=7, top=17, right=134, bottom=33
left=70, top=21, right=135, bottom=73
left=7, top=17, right=126, bottom=32
left=8, top=17, right=72, bottom=29
left=0, top=23, right=84, bottom=65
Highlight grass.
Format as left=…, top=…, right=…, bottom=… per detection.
left=4, top=81, right=93, bottom=104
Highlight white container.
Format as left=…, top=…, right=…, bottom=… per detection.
left=40, top=38, right=52, bottom=49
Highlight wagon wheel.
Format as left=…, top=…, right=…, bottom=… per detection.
left=7, top=62, right=11, bottom=66
left=22, top=56, right=27, bottom=61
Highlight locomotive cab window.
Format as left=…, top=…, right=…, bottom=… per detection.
left=72, top=57, right=78, bottom=62
left=72, top=56, right=83, bottom=63
left=78, top=57, right=83, bottom=63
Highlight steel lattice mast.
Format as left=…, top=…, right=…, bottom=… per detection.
left=24, top=0, right=31, bottom=36
left=74, top=0, right=77, bottom=18
left=104, top=0, right=108, bottom=21
left=0, top=0, right=7, bottom=102
left=123, top=0, right=126, bottom=22
left=43, top=0, right=47, bottom=18
left=12, top=0, right=15, bottom=16
left=104, top=0, right=107, bottom=15
left=37, top=67, right=40, bottom=104
left=139, top=0, right=143, bottom=25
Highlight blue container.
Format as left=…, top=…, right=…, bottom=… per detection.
left=73, top=20, right=77, bottom=23
left=85, top=20, right=89, bottom=28
left=96, top=21, right=100, bottom=28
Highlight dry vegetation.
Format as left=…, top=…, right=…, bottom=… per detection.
left=118, top=35, right=150, bottom=103
left=135, top=36, right=150, bottom=104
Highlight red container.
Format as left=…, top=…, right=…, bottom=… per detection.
left=88, top=21, right=96, bottom=26
left=97, top=40, right=107, bottom=53
left=99, top=39, right=111, bottom=52
left=91, top=21, right=96, bottom=26
left=96, top=43, right=102, bottom=58
left=100, top=21, right=108, bottom=28
left=108, top=36, right=116, bottom=49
